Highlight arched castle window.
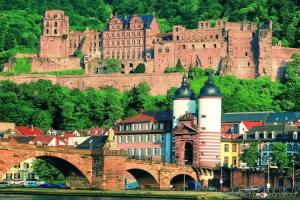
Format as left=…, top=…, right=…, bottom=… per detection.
left=216, top=34, right=219, bottom=39
left=165, top=48, right=169, bottom=53
left=54, top=22, right=58, bottom=27
left=158, top=48, right=162, bottom=53
left=46, top=29, right=49, bottom=34
left=245, top=52, right=248, bottom=56
left=127, top=50, right=130, bottom=59
left=214, top=44, right=217, bottom=48
left=176, top=36, right=179, bottom=40
left=203, top=44, right=206, bottom=48
left=54, top=29, right=57, bottom=34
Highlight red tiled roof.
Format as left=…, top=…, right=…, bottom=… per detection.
left=30, top=135, right=53, bottom=145
left=119, top=113, right=155, bottom=124
left=242, top=121, right=263, bottom=130
left=15, top=126, right=43, bottom=136
left=62, top=133, right=76, bottom=138
left=88, top=127, right=106, bottom=136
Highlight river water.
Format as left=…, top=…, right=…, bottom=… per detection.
left=0, top=194, right=174, bottom=200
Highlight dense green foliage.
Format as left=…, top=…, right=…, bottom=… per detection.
left=11, top=58, right=31, bottom=74
left=99, top=58, right=122, bottom=73
left=240, top=142, right=258, bottom=167
left=134, top=63, right=146, bottom=73
left=164, top=59, right=185, bottom=73
left=32, top=158, right=65, bottom=183
left=271, top=142, right=289, bottom=169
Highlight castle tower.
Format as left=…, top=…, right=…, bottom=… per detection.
left=197, top=74, right=222, bottom=168
left=172, top=75, right=196, bottom=128
left=39, top=10, right=70, bottom=58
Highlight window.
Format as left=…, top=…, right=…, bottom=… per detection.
left=232, top=157, right=237, bottom=166
left=46, top=22, right=49, bottom=27
left=155, top=148, right=160, bottom=155
left=128, top=149, right=133, bottom=155
left=127, top=135, right=132, bottom=143
left=23, top=163, right=29, bottom=169
left=176, top=36, right=179, bottom=40
left=121, top=136, right=126, bottom=143
left=232, top=144, right=237, bottom=152
left=182, top=45, right=186, bottom=49
left=216, top=34, right=219, bottom=39
left=147, top=148, right=152, bottom=156
left=201, top=115, right=206, bottom=118
left=146, top=134, right=150, bottom=142
left=6, top=173, right=12, bottom=180
left=54, top=29, right=57, bottom=34
left=192, top=44, right=195, bottom=49
left=248, top=62, right=250, bottom=66
left=224, top=156, right=229, bottom=164
left=214, top=44, right=217, bottom=48
left=165, top=48, right=169, bottom=53
left=224, top=144, right=229, bottom=152
left=54, top=22, right=58, bottom=27
left=14, top=164, right=20, bottom=169
left=141, top=135, right=146, bottom=142
left=46, top=29, right=49, bottom=34
left=14, top=173, right=20, bottom=179
left=245, top=52, right=248, bottom=56
left=203, top=44, right=206, bottom=48
left=158, top=48, right=162, bottom=53
left=293, top=131, right=298, bottom=140
left=175, top=27, right=179, bottom=32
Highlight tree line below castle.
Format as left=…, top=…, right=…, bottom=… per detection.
left=0, top=55, right=298, bottom=131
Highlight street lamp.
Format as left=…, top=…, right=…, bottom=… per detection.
left=183, top=159, right=188, bottom=191
left=220, top=162, right=223, bottom=188
left=267, top=159, right=270, bottom=192
left=292, top=158, right=295, bottom=190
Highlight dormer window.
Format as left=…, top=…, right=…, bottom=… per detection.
left=243, top=134, right=247, bottom=140
left=255, top=131, right=259, bottom=139
left=293, top=131, right=298, bottom=140
left=263, top=131, right=268, bottom=139
left=271, top=131, right=276, bottom=139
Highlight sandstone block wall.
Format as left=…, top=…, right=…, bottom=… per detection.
left=0, top=73, right=183, bottom=95
left=31, top=57, right=81, bottom=72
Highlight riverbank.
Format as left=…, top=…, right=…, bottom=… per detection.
left=0, top=188, right=238, bottom=199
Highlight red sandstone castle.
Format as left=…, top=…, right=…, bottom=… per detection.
left=34, top=10, right=300, bottom=79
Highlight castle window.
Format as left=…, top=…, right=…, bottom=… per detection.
left=216, top=34, right=219, bottom=39
left=248, top=62, right=250, bottom=66
left=201, top=115, right=206, bottom=118
left=54, top=22, right=58, bottom=27
left=138, top=40, right=140, bottom=45
left=176, top=36, right=179, bottom=40
left=127, top=50, right=130, bottom=59
left=245, top=52, right=248, bottom=56
left=214, top=44, right=217, bottom=48
left=122, top=51, right=125, bottom=58
left=175, top=27, right=179, bottom=32
left=117, top=51, right=120, bottom=59
left=165, top=48, right=169, bottom=53
left=46, top=29, right=49, bottom=34
left=203, top=44, right=206, bottom=48
left=46, top=22, right=49, bottom=27
left=127, top=40, right=130, bottom=45
left=54, top=14, right=57, bottom=18
left=117, top=41, right=120, bottom=46
left=192, top=44, right=195, bottom=49
left=122, top=40, right=125, bottom=45
left=210, top=35, right=213, bottom=39
left=182, top=45, right=186, bottom=49
left=137, top=50, right=141, bottom=59
left=158, top=48, right=162, bottom=53
left=54, top=29, right=57, bottom=34
left=132, top=40, right=135, bottom=45
left=132, top=50, right=135, bottom=59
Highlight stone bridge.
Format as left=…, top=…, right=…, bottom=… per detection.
left=0, top=141, right=213, bottom=190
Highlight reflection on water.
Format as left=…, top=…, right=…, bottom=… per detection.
left=0, top=194, right=173, bottom=200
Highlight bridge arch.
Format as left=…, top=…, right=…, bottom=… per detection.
left=170, top=173, right=196, bottom=190
left=0, top=152, right=92, bottom=189
left=126, top=168, right=159, bottom=189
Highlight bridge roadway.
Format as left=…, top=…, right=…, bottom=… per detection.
left=0, top=140, right=213, bottom=190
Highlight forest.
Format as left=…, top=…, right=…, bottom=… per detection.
left=0, top=0, right=300, bottom=69
left=0, top=54, right=298, bottom=131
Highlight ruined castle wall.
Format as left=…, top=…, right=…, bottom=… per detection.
left=271, top=47, right=300, bottom=79
left=0, top=73, right=183, bottom=95
left=227, top=30, right=256, bottom=79
left=31, top=57, right=81, bottom=72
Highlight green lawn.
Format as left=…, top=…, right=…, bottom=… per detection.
left=32, top=69, right=85, bottom=76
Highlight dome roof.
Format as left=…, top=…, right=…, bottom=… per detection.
left=174, top=76, right=195, bottom=100
left=199, top=74, right=221, bottom=97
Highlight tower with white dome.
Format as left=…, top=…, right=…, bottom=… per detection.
left=172, top=75, right=196, bottom=128
left=197, top=74, right=222, bottom=168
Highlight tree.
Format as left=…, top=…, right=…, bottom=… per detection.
left=32, top=158, right=65, bottom=183
left=134, top=63, right=145, bottom=73
left=272, top=142, right=289, bottom=169
left=102, top=58, right=122, bottom=73
left=240, top=142, right=258, bottom=167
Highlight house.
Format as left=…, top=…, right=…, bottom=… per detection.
left=0, top=122, right=15, bottom=138
left=221, top=134, right=242, bottom=168
left=15, top=126, right=43, bottom=137
left=114, top=110, right=173, bottom=163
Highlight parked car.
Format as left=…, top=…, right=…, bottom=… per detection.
left=39, top=183, right=67, bottom=189
left=0, top=182, right=8, bottom=188
left=204, top=186, right=217, bottom=192
left=187, top=181, right=202, bottom=191
left=241, top=187, right=258, bottom=192
left=24, top=181, right=38, bottom=188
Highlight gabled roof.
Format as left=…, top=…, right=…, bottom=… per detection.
left=173, top=124, right=198, bottom=135
left=242, top=121, right=264, bottom=130
left=30, top=136, right=53, bottom=145
left=118, top=15, right=154, bottom=29
left=119, top=113, right=155, bottom=124
left=15, top=126, right=43, bottom=137
left=9, top=136, right=35, bottom=144
left=76, top=136, right=107, bottom=149
left=266, top=112, right=300, bottom=124
left=222, top=133, right=242, bottom=140
left=222, top=112, right=272, bottom=123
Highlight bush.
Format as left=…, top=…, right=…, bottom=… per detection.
left=100, top=58, right=122, bottom=73
left=134, top=63, right=145, bottom=73
left=164, top=59, right=185, bottom=73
